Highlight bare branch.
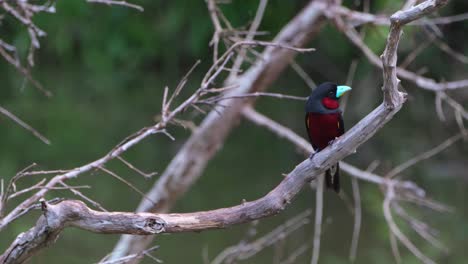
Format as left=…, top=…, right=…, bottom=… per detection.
left=0, top=1, right=53, bottom=96
left=0, top=57, right=229, bottom=230
left=0, top=163, right=37, bottom=217
left=58, top=181, right=107, bottom=212
left=211, top=210, right=311, bottom=264
left=310, top=176, right=324, bottom=264
left=290, top=60, right=316, bottom=90
left=438, top=92, right=468, bottom=121
left=341, top=59, right=358, bottom=112
left=280, top=245, right=309, bottom=264
left=389, top=231, right=402, bottom=264
left=332, top=9, right=468, bottom=93
left=204, top=92, right=307, bottom=104
left=349, top=177, right=361, bottom=262
left=2, top=54, right=416, bottom=262
left=117, top=156, right=157, bottom=179
left=86, top=0, right=144, bottom=12
left=327, top=5, right=468, bottom=26
left=0, top=1, right=453, bottom=263
left=399, top=34, right=435, bottom=69
left=383, top=185, right=436, bottom=264
left=242, top=107, right=427, bottom=196
left=98, top=246, right=161, bottom=264
left=393, top=204, right=449, bottom=253
left=386, top=133, right=463, bottom=178
left=428, top=32, right=468, bottom=64
left=20, top=169, right=71, bottom=176
left=99, top=167, right=156, bottom=206
left=228, top=0, right=269, bottom=80
left=0, top=105, right=50, bottom=145
left=7, top=180, right=90, bottom=201
left=426, top=12, right=468, bottom=24
left=108, top=2, right=326, bottom=259
left=206, top=0, right=224, bottom=63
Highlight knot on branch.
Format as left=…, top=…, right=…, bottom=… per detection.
left=145, top=217, right=166, bottom=234
left=390, top=12, right=404, bottom=26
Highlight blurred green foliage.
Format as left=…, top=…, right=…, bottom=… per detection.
left=1, top=0, right=468, bottom=263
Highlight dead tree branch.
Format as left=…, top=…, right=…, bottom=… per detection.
left=211, top=210, right=311, bottom=264
left=0, top=1, right=455, bottom=263
left=0, top=106, right=50, bottom=145
left=0, top=53, right=229, bottom=231
left=2, top=0, right=445, bottom=253
left=108, top=1, right=327, bottom=260
left=310, top=176, right=324, bottom=264
left=86, top=0, right=144, bottom=12
left=330, top=6, right=468, bottom=93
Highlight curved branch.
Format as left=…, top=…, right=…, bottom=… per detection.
left=110, top=0, right=448, bottom=261
left=0, top=1, right=449, bottom=263
left=109, top=0, right=327, bottom=260
left=1, top=84, right=407, bottom=264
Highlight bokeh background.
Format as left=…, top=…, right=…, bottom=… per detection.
left=1, top=0, right=467, bottom=263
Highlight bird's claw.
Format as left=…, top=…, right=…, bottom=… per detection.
left=328, top=137, right=339, bottom=146
left=309, top=152, right=316, bottom=160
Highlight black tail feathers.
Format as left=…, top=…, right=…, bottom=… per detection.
left=325, top=163, right=340, bottom=193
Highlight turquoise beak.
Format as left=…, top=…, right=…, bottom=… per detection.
left=336, top=85, right=352, bottom=98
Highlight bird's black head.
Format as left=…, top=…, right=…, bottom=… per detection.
left=311, top=82, right=339, bottom=100
left=305, top=82, right=352, bottom=113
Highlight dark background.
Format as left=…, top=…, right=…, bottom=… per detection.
left=1, top=0, right=467, bottom=263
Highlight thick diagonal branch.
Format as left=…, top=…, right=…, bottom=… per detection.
left=0, top=98, right=411, bottom=264
left=1, top=1, right=448, bottom=263
left=109, top=0, right=327, bottom=260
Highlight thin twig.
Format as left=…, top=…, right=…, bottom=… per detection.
left=0, top=163, right=37, bottom=217
left=0, top=53, right=231, bottom=230
left=0, top=105, right=50, bottom=145
left=117, top=156, right=157, bottom=179
left=399, top=34, right=435, bottom=69
left=386, top=133, right=463, bottom=178
left=229, top=0, right=268, bottom=80
left=438, top=92, right=468, bottom=121
left=20, top=169, right=71, bottom=176
left=207, top=0, right=224, bottom=64
left=8, top=179, right=90, bottom=200
left=211, top=210, right=311, bottom=264
left=341, top=59, right=358, bottom=113
left=290, top=60, right=317, bottom=90
left=383, top=184, right=436, bottom=264
left=332, top=14, right=468, bottom=92
left=393, top=204, right=449, bottom=253
left=58, top=181, right=107, bottom=212
left=349, top=176, right=361, bottom=262
left=99, top=167, right=156, bottom=206
left=310, top=175, right=323, bottom=264
left=87, top=0, right=144, bottom=12
left=389, top=231, right=402, bottom=264
left=98, top=246, right=161, bottom=264
left=204, top=92, right=307, bottom=104
left=280, top=245, right=309, bottom=264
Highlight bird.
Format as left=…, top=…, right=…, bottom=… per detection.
left=305, top=82, right=352, bottom=193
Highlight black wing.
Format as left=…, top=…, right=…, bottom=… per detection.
left=338, top=114, right=345, bottom=136
left=305, top=113, right=314, bottom=146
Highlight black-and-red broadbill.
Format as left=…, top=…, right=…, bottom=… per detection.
left=305, top=82, right=352, bottom=193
